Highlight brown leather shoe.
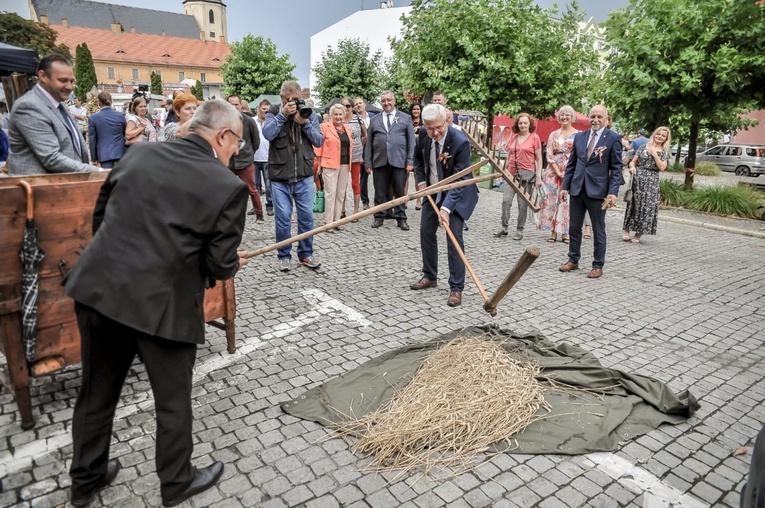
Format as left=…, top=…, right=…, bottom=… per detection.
left=410, top=278, right=437, bottom=290
left=371, top=219, right=384, bottom=228
left=587, top=268, right=603, bottom=279
left=447, top=291, right=462, bottom=307
left=398, top=220, right=410, bottom=231
left=559, top=261, right=579, bottom=272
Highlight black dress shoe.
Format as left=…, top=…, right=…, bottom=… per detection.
left=162, top=461, right=224, bottom=507
left=71, top=459, right=121, bottom=507
left=371, top=219, right=384, bottom=228
left=398, top=220, right=410, bottom=231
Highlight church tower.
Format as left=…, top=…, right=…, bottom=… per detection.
left=183, top=0, right=227, bottom=43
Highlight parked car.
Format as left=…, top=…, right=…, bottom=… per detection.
left=691, top=144, right=765, bottom=177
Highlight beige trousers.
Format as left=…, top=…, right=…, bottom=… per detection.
left=323, top=164, right=350, bottom=224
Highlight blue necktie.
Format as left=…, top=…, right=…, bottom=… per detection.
left=57, top=103, right=82, bottom=155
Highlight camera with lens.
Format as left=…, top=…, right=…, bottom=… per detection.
left=291, top=98, right=313, bottom=119
left=132, top=84, right=149, bottom=101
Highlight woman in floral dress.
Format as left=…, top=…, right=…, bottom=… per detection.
left=539, top=105, right=579, bottom=243
left=623, top=126, right=671, bottom=243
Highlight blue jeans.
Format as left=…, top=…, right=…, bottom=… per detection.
left=254, top=161, right=272, bottom=209
left=272, top=176, right=315, bottom=260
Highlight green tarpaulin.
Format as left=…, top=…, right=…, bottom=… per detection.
left=282, top=325, right=700, bottom=455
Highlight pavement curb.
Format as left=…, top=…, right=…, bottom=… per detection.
left=658, top=215, right=765, bottom=239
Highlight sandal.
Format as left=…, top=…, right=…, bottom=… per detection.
left=494, top=230, right=508, bottom=237
left=512, top=232, right=523, bottom=241
left=547, top=233, right=557, bottom=243
left=584, top=226, right=592, bottom=239
left=631, top=235, right=642, bottom=244
left=622, top=233, right=631, bottom=241
left=562, top=234, right=569, bottom=244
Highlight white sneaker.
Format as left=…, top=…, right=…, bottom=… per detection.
left=299, top=256, right=321, bottom=269
left=277, top=258, right=290, bottom=272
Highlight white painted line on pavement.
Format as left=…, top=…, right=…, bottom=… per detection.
left=0, top=289, right=369, bottom=478
left=583, top=452, right=708, bottom=508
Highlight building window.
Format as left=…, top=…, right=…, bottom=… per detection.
left=155, top=69, right=162, bottom=78
left=132, top=68, right=139, bottom=80
left=210, top=32, right=215, bottom=38
left=179, top=71, right=185, bottom=81
left=107, top=67, right=115, bottom=79
left=209, top=9, right=214, bottom=23
left=200, top=72, right=206, bottom=82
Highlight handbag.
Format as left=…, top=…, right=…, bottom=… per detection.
left=623, top=172, right=635, bottom=202
left=313, top=190, right=325, bottom=213
left=125, top=118, right=147, bottom=146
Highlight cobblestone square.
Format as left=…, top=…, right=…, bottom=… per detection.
left=1, top=181, right=763, bottom=507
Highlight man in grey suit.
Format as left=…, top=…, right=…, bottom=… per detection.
left=364, top=90, right=415, bottom=230
left=8, top=54, right=92, bottom=175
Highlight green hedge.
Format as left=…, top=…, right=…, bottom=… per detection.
left=694, top=162, right=722, bottom=177
left=683, top=184, right=761, bottom=217
left=659, top=179, right=687, bottom=207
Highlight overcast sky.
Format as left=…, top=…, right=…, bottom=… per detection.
left=4, top=0, right=631, bottom=85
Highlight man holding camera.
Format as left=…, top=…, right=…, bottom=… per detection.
left=262, top=81, right=324, bottom=272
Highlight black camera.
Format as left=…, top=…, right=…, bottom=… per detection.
left=291, top=98, right=313, bottom=119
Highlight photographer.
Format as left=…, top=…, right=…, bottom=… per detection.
left=262, top=80, right=324, bottom=272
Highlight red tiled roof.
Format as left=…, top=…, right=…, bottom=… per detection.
left=51, top=25, right=230, bottom=69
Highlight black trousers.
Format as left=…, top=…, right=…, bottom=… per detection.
left=568, top=189, right=608, bottom=269
left=420, top=204, right=466, bottom=291
left=70, top=303, right=197, bottom=499
left=372, top=164, right=407, bottom=220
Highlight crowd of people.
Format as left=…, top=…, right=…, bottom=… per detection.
left=0, top=52, right=679, bottom=507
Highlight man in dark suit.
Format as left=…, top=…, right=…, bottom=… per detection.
left=87, top=91, right=126, bottom=169
left=560, top=104, right=622, bottom=279
left=364, top=90, right=415, bottom=230
left=411, top=104, right=478, bottom=307
left=8, top=53, right=92, bottom=175
left=63, top=100, right=249, bottom=507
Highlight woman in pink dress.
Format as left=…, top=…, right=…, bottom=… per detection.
left=539, top=105, right=579, bottom=243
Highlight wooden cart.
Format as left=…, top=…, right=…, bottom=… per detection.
left=0, top=172, right=237, bottom=429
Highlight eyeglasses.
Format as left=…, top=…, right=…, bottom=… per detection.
left=225, top=129, right=246, bottom=150
left=343, top=104, right=352, bottom=108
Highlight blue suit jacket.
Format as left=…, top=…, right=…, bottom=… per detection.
left=563, top=127, right=622, bottom=200
left=88, top=106, right=126, bottom=163
left=364, top=110, right=415, bottom=169
left=414, top=126, right=478, bottom=220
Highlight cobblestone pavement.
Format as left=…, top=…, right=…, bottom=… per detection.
left=1, top=182, right=763, bottom=508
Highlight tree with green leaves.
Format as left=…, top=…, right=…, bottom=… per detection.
left=220, top=35, right=295, bottom=101
left=378, top=56, right=408, bottom=112
left=73, top=42, right=97, bottom=101
left=0, top=12, right=71, bottom=59
left=150, top=71, right=163, bottom=96
left=190, top=80, right=203, bottom=100
left=391, top=0, right=596, bottom=143
left=603, top=0, right=765, bottom=189
left=312, top=38, right=383, bottom=105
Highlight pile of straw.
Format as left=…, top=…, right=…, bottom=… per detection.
left=334, top=336, right=549, bottom=476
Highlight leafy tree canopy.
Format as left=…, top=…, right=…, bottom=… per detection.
left=313, top=38, right=383, bottom=105
left=391, top=0, right=596, bottom=120
left=0, top=12, right=71, bottom=59
left=603, top=0, right=765, bottom=175
left=220, top=35, right=295, bottom=101
left=73, top=42, right=97, bottom=101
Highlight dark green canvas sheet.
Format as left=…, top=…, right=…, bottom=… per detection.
left=282, top=325, right=700, bottom=454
